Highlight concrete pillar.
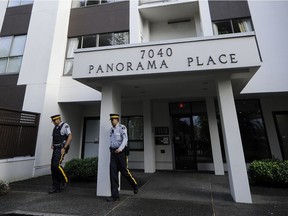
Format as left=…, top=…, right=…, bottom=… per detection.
left=129, top=0, right=141, bottom=43
left=198, top=0, right=214, bottom=36
left=216, top=78, right=252, bottom=203
left=143, top=100, right=156, bottom=173
left=206, top=97, right=224, bottom=175
left=97, top=85, right=121, bottom=196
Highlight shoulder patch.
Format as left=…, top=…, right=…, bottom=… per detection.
left=65, top=125, right=69, bottom=128
left=121, top=126, right=126, bottom=130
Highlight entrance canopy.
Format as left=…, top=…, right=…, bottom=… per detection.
left=73, top=33, right=261, bottom=100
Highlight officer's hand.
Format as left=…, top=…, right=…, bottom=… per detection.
left=115, top=149, right=122, bottom=153
left=61, top=148, right=66, bottom=155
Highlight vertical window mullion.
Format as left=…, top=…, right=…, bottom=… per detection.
left=230, top=19, right=235, bottom=33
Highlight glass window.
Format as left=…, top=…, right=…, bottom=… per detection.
left=216, top=100, right=270, bottom=162
left=63, top=59, right=74, bottom=76
left=21, top=0, right=34, bottom=5
left=114, top=32, right=129, bottom=45
left=6, top=57, right=22, bottom=73
left=83, top=35, right=96, bottom=48
left=66, top=37, right=81, bottom=58
left=213, top=18, right=253, bottom=35
left=8, top=0, right=33, bottom=7
left=0, top=35, right=26, bottom=75
left=99, top=33, right=113, bottom=47
left=122, top=116, right=144, bottom=151
left=10, top=35, right=26, bottom=56
left=0, top=59, right=7, bottom=74
left=86, top=0, right=100, bottom=6
left=0, top=36, right=13, bottom=58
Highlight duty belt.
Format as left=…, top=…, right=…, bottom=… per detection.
left=53, top=143, right=63, bottom=147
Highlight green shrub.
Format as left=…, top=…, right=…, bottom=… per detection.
left=65, top=157, right=98, bottom=181
left=0, top=180, right=10, bottom=196
left=248, top=159, right=288, bottom=187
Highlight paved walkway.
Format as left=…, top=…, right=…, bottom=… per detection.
left=0, top=171, right=287, bottom=216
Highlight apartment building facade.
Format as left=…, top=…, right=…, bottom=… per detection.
left=0, top=0, right=288, bottom=203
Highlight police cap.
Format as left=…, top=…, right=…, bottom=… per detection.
left=110, top=113, right=120, bottom=120
left=51, top=114, right=61, bottom=121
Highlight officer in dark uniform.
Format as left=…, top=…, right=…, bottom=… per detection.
left=107, top=113, right=138, bottom=202
left=49, top=114, right=72, bottom=194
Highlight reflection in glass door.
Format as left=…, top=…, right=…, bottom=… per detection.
left=273, top=112, right=288, bottom=160
left=172, top=116, right=197, bottom=170
left=82, top=118, right=100, bottom=158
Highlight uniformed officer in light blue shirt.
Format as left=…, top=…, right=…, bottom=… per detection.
left=107, top=113, right=138, bottom=202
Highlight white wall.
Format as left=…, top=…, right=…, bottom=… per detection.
left=0, top=158, right=35, bottom=182
left=16, top=0, right=73, bottom=177
left=243, top=1, right=288, bottom=93
left=150, top=19, right=197, bottom=42
left=153, top=101, right=173, bottom=170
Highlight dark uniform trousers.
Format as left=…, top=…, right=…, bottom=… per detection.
left=110, top=149, right=137, bottom=199
left=51, top=147, right=68, bottom=189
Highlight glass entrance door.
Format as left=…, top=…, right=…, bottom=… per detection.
left=172, top=116, right=197, bottom=170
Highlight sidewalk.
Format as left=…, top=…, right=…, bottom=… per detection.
left=0, top=171, right=287, bottom=216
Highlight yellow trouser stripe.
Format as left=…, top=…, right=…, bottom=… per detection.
left=58, top=152, right=68, bottom=183
left=126, top=156, right=137, bottom=185
left=58, top=166, right=68, bottom=183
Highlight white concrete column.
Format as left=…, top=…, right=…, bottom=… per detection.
left=129, top=0, right=141, bottom=43
left=143, top=100, right=156, bottom=173
left=217, top=78, right=252, bottom=203
left=206, top=97, right=224, bottom=175
left=198, top=0, right=214, bottom=36
left=97, top=85, right=121, bottom=196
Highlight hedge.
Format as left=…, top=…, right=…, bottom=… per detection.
left=248, top=159, right=288, bottom=187
left=0, top=180, right=10, bottom=196
left=64, top=157, right=98, bottom=181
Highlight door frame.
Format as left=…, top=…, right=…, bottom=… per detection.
left=81, top=117, right=100, bottom=159
left=273, top=111, right=288, bottom=160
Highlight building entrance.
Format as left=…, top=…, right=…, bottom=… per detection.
left=172, top=114, right=211, bottom=170
left=170, top=102, right=212, bottom=170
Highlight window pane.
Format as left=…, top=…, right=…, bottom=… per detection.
left=66, top=37, right=81, bottom=58
left=21, top=0, right=34, bottom=5
left=63, top=59, right=74, bottom=76
left=10, top=35, right=27, bottom=56
left=236, top=100, right=271, bottom=162
left=83, top=35, right=96, bottom=48
left=6, top=57, right=22, bottom=73
left=0, top=36, right=13, bottom=58
left=86, top=0, right=100, bottom=6
left=99, top=33, right=113, bottom=47
left=127, top=117, right=143, bottom=140
left=8, top=0, right=21, bottom=7
left=214, top=21, right=233, bottom=35
left=0, top=58, right=8, bottom=74
left=114, top=32, right=129, bottom=45
left=233, top=18, right=253, bottom=33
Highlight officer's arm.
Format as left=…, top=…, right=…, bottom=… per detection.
left=117, top=126, right=128, bottom=152
left=64, top=133, right=72, bottom=150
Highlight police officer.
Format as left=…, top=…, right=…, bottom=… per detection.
left=49, top=114, right=72, bottom=194
left=107, top=113, right=138, bottom=202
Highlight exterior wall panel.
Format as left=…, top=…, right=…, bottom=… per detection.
left=0, top=75, right=25, bottom=110
left=68, top=1, right=129, bottom=37
left=208, top=0, right=250, bottom=21
left=0, top=4, right=32, bottom=36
